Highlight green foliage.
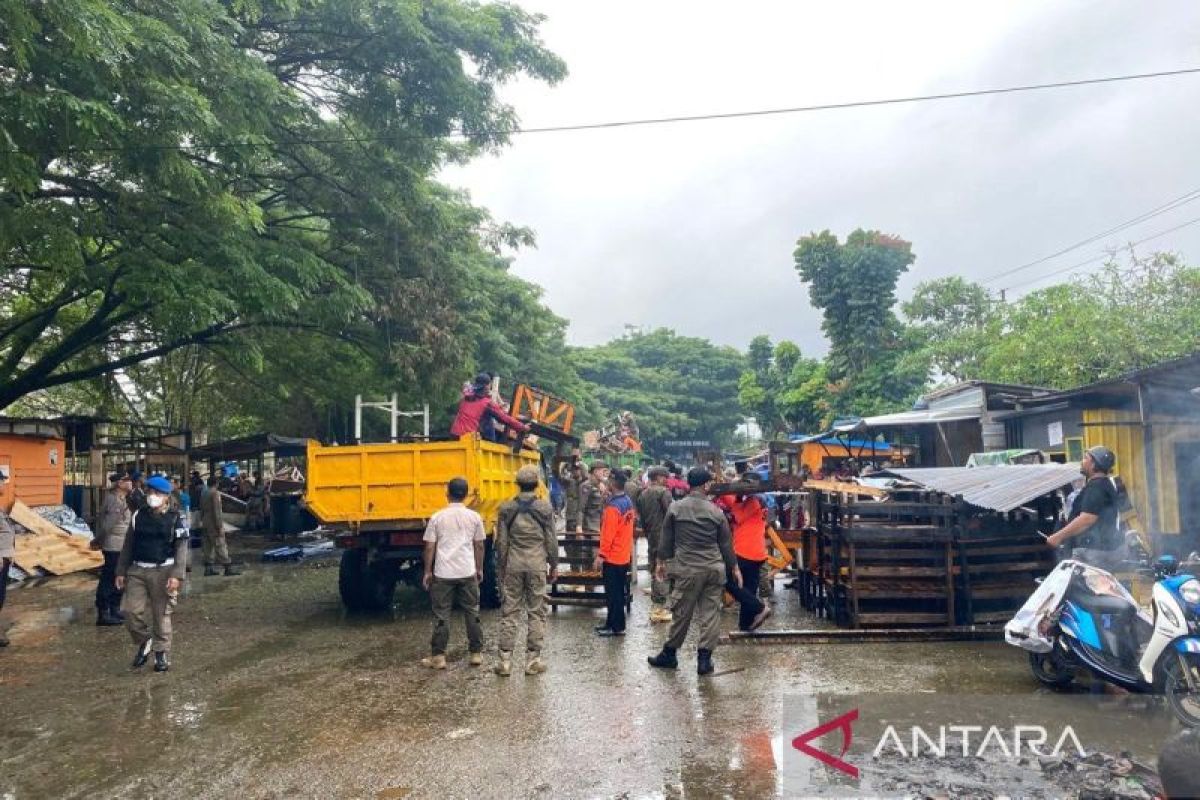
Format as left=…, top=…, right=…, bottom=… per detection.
left=737, top=337, right=827, bottom=436
left=570, top=329, right=747, bottom=448
left=903, top=254, right=1200, bottom=391
left=0, top=0, right=566, bottom=419
left=902, top=276, right=998, bottom=382
left=793, top=229, right=927, bottom=417
left=975, top=253, right=1200, bottom=388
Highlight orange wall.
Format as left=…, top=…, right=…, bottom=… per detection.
left=0, top=434, right=66, bottom=511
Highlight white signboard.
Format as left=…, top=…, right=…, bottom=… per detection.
left=1047, top=421, right=1064, bottom=447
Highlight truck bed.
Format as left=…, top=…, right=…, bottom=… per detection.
left=305, top=435, right=541, bottom=529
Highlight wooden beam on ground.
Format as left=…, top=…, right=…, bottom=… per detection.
left=725, top=625, right=1004, bottom=644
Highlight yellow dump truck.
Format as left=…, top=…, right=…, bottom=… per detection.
left=305, top=435, right=543, bottom=611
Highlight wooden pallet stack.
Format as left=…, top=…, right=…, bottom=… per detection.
left=10, top=500, right=103, bottom=576
left=801, top=485, right=1056, bottom=628
left=547, top=531, right=631, bottom=613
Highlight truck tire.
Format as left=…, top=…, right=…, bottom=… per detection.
left=480, top=538, right=501, bottom=610
left=339, top=550, right=397, bottom=612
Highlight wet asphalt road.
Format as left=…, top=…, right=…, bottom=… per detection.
left=0, top=540, right=1168, bottom=799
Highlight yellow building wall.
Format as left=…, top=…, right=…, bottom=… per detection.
left=1081, top=409, right=1150, bottom=530
left=1082, top=408, right=1200, bottom=535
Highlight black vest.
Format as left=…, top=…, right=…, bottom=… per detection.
left=130, top=509, right=181, bottom=564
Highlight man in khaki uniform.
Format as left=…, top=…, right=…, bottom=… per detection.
left=93, top=473, right=132, bottom=626
left=573, top=461, right=609, bottom=567
left=648, top=467, right=740, bottom=677
left=636, top=466, right=673, bottom=623
left=0, top=466, right=15, bottom=647
left=494, top=465, right=558, bottom=676
left=200, top=476, right=241, bottom=576
left=559, top=459, right=583, bottom=532
left=116, top=475, right=190, bottom=672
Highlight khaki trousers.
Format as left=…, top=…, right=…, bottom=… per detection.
left=202, top=525, right=230, bottom=566
left=122, top=564, right=178, bottom=653
left=665, top=563, right=725, bottom=652
left=430, top=576, right=482, bottom=656
left=497, top=570, right=548, bottom=653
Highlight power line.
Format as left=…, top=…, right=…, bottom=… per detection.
left=1000, top=213, right=1200, bottom=294
left=980, top=186, right=1200, bottom=285
left=16, top=65, right=1200, bottom=156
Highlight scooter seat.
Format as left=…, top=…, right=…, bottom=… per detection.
left=1071, top=590, right=1132, bottom=617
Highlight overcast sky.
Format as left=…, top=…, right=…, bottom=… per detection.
left=442, top=1, right=1200, bottom=355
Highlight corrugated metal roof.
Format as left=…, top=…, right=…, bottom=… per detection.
left=883, top=464, right=1081, bottom=512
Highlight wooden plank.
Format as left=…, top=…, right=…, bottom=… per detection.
left=854, top=612, right=952, bottom=625
left=10, top=499, right=102, bottom=575
left=854, top=565, right=949, bottom=578
left=805, top=479, right=889, bottom=498
left=728, top=626, right=1004, bottom=643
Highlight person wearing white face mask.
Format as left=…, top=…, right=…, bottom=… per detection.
left=115, top=475, right=189, bottom=672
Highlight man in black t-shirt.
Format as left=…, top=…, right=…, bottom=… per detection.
left=1046, top=445, right=1125, bottom=569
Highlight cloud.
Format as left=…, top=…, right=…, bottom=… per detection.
left=443, top=0, right=1200, bottom=354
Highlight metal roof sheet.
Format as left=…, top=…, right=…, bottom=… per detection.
left=882, top=464, right=1081, bottom=512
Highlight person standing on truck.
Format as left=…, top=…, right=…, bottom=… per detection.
left=494, top=465, right=558, bottom=676
left=636, top=466, right=674, bottom=624
left=450, top=373, right=530, bottom=444
left=421, top=478, right=487, bottom=670
left=200, top=477, right=241, bottom=577
left=593, top=471, right=636, bottom=637
left=93, top=473, right=132, bottom=626
left=648, top=467, right=741, bottom=676
left=116, top=475, right=190, bottom=673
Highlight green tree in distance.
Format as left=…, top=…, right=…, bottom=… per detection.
left=738, top=336, right=828, bottom=436
left=570, top=329, right=746, bottom=448
left=793, top=229, right=927, bottom=417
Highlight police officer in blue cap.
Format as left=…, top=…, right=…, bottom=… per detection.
left=116, top=475, right=189, bottom=672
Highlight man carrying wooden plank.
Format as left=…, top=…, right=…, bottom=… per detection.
left=0, top=466, right=13, bottom=647
left=92, top=473, right=132, bottom=626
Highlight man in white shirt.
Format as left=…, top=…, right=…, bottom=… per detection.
left=421, top=478, right=486, bottom=669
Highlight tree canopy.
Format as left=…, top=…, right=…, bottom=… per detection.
left=0, top=0, right=566, bottom=418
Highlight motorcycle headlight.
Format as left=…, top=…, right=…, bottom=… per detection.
left=1180, top=579, right=1200, bottom=607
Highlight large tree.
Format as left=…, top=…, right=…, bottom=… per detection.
left=793, top=229, right=927, bottom=416
left=0, top=0, right=565, bottom=412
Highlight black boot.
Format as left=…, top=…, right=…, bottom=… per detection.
left=96, top=608, right=122, bottom=626
left=647, top=646, right=678, bottom=669
left=153, top=651, right=170, bottom=672
left=111, top=605, right=126, bottom=622
left=131, top=639, right=152, bottom=669
left=697, top=648, right=715, bottom=676
left=203, top=565, right=221, bottom=576
left=223, top=563, right=243, bottom=576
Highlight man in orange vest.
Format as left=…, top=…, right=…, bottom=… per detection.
left=716, top=486, right=773, bottom=631
left=593, top=471, right=635, bottom=637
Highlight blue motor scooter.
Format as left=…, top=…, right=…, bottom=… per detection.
left=1007, top=556, right=1200, bottom=727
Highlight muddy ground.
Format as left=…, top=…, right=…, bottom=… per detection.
left=0, top=539, right=1181, bottom=799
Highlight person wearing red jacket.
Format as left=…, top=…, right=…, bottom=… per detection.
left=593, top=471, right=635, bottom=637
left=715, top=488, right=772, bottom=632
left=450, top=374, right=529, bottom=443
